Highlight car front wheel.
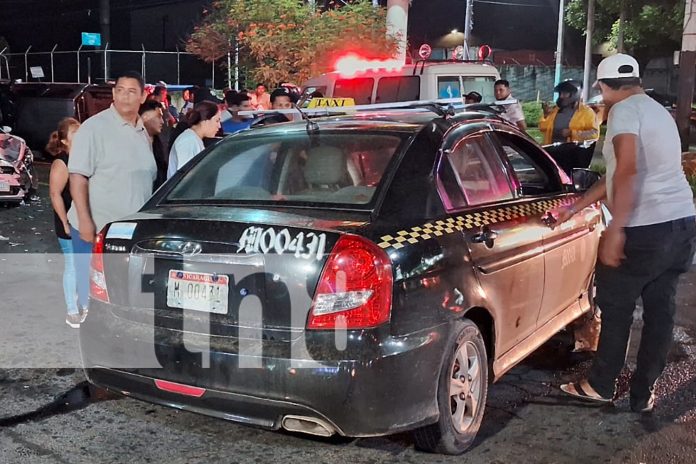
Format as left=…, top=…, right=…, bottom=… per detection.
left=413, top=319, right=489, bottom=455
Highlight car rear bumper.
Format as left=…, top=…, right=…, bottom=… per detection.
left=80, top=301, right=448, bottom=437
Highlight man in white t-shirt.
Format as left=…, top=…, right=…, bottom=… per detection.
left=553, top=54, right=696, bottom=412
left=494, top=79, right=527, bottom=131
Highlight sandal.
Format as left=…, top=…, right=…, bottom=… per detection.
left=560, top=379, right=612, bottom=403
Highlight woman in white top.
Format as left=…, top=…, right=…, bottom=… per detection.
left=167, top=101, right=221, bottom=178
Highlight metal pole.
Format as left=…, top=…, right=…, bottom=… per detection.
left=141, top=44, right=146, bottom=82
left=677, top=0, right=696, bottom=150
left=87, top=57, right=92, bottom=85
left=176, top=45, right=180, bottom=85
left=51, top=44, right=57, bottom=83
left=100, top=0, right=111, bottom=47
left=386, top=0, right=409, bottom=65
left=24, top=46, right=32, bottom=82
left=582, top=0, right=595, bottom=102
left=0, top=47, right=6, bottom=81
left=235, top=41, right=239, bottom=91
left=104, top=42, right=109, bottom=81
left=212, top=61, right=215, bottom=89
left=227, top=50, right=232, bottom=90
left=77, top=44, right=83, bottom=83
left=464, top=0, right=474, bottom=60
left=554, top=0, right=566, bottom=88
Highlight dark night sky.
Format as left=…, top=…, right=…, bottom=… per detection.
left=0, top=0, right=584, bottom=57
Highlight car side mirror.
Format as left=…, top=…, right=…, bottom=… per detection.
left=572, top=168, right=601, bottom=192
left=1, top=126, right=11, bottom=133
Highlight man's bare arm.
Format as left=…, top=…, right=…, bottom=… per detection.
left=551, top=177, right=606, bottom=225
left=607, top=134, right=638, bottom=229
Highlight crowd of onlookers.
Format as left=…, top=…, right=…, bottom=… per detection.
left=45, top=71, right=304, bottom=328
left=141, top=82, right=302, bottom=186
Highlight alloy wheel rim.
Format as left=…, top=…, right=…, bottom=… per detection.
left=449, top=340, right=482, bottom=433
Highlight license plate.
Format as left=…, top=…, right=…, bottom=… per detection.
left=0, top=181, right=9, bottom=192
left=166, top=270, right=229, bottom=314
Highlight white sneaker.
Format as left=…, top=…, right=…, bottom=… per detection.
left=66, top=313, right=81, bottom=329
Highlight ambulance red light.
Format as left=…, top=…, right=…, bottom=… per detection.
left=334, top=54, right=403, bottom=78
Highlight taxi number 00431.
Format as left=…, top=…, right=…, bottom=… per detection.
left=237, top=226, right=327, bottom=260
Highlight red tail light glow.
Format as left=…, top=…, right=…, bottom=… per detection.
left=90, top=229, right=110, bottom=303
left=334, top=53, right=403, bottom=78
left=307, top=235, right=393, bottom=330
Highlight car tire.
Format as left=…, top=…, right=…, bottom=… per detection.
left=413, top=318, right=488, bottom=455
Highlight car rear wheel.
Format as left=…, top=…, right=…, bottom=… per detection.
left=413, top=319, right=488, bottom=455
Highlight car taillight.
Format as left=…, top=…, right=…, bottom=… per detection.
left=90, top=228, right=110, bottom=303
left=307, top=235, right=393, bottom=330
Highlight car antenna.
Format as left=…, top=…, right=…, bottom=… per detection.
left=293, top=104, right=320, bottom=133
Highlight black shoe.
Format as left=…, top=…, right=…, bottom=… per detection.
left=630, top=393, right=655, bottom=413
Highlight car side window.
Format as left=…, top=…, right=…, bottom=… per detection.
left=375, top=76, right=420, bottom=103
left=447, top=135, right=513, bottom=206
left=334, top=78, right=374, bottom=105
left=437, top=76, right=461, bottom=99
left=461, top=76, right=495, bottom=102
left=493, top=132, right=562, bottom=196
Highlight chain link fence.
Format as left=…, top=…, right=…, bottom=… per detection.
left=0, top=45, right=240, bottom=89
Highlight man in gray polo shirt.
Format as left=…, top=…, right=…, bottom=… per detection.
left=67, top=70, right=156, bottom=327
left=553, top=54, right=696, bottom=412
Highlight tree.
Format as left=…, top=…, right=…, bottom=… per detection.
left=187, top=0, right=398, bottom=85
left=566, top=0, right=683, bottom=65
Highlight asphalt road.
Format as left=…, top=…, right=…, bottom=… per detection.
left=0, top=163, right=694, bottom=464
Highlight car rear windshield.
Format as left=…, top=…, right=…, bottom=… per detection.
left=164, top=131, right=408, bottom=208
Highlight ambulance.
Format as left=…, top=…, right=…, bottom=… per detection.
left=301, top=54, right=501, bottom=106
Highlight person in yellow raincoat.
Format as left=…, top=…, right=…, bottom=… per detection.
left=539, top=80, right=599, bottom=145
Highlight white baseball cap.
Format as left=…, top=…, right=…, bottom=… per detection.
left=596, top=53, right=640, bottom=81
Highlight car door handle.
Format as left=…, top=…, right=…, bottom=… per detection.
left=471, top=227, right=498, bottom=244
left=541, top=212, right=557, bottom=227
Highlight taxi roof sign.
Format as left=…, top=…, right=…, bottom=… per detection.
left=307, top=98, right=355, bottom=109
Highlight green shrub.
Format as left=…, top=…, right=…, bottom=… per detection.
left=522, top=101, right=543, bottom=128
left=590, top=162, right=606, bottom=176
left=526, top=128, right=544, bottom=144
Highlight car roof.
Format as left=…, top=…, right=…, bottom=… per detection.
left=235, top=108, right=505, bottom=137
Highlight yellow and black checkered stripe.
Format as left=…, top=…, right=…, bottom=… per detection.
left=377, top=197, right=574, bottom=251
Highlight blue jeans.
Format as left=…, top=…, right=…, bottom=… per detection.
left=57, top=238, right=80, bottom=315
left=70, top=226, right=92, bottom=311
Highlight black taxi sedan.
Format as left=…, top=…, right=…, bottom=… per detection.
left=80, top=105, right=602, bottom=455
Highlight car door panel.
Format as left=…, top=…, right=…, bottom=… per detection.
left=440, top=130, right=545, bottom=355
left=539, top=205, right=601, bottom=321
left=489, top=129, right=600, bottom=324
left=462, top=208, right=546, bottom=354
